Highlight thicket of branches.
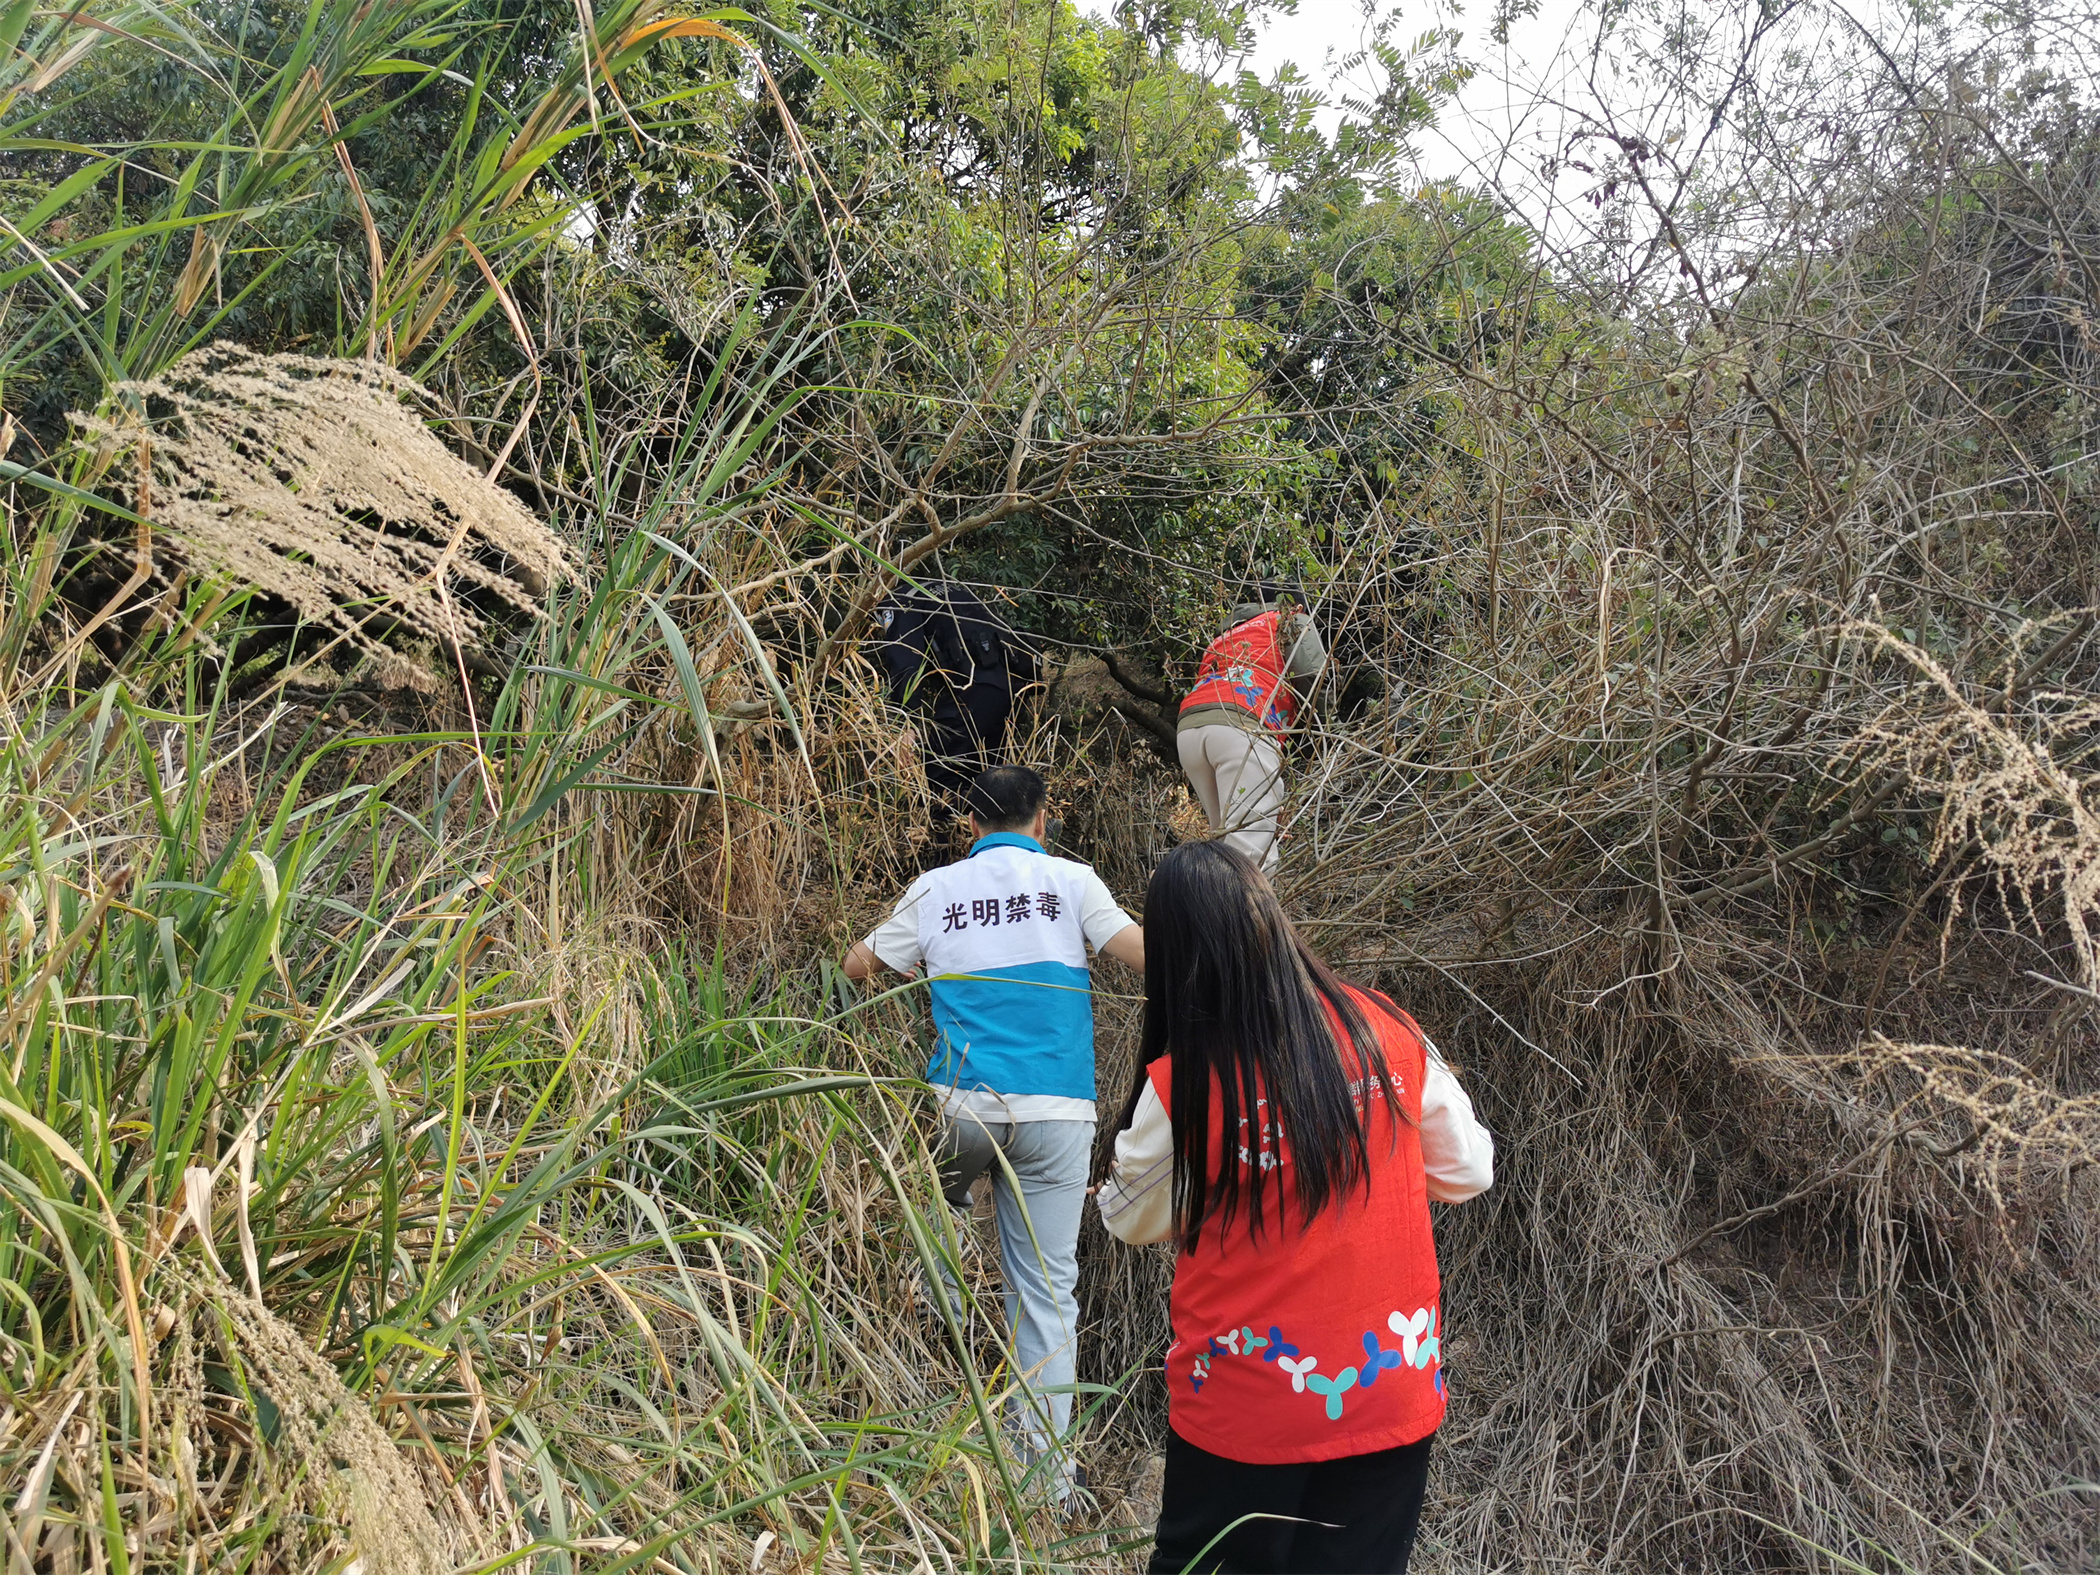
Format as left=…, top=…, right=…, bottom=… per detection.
left=1246, top=7, right=2100, bottom=1567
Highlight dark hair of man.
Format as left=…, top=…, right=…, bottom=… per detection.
left=1118, top=840, right=1405, bottom=1253
left=966, top=765, right=1047, bottom=831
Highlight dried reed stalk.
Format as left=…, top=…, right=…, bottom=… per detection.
left=72, top=342, right=567, bottom=690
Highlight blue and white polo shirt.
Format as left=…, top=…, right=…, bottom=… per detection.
left=864, top=833, right=1136, bottom=1123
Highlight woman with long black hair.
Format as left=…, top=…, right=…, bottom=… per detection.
left=1096, top=841, right=1494, bottom=1574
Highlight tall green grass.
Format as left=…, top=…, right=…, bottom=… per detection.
left=0, top=5, right=1144, bottom=1564
left=0, top=327, right=1122, bottom=1573
left=0, top=607, right=1130, bottom=1570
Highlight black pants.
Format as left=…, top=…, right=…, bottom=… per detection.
left=1147, top=1427, right=1434, bottom=1574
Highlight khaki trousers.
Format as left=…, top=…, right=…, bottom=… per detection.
left=1178, top=722, right=1286, bottom=872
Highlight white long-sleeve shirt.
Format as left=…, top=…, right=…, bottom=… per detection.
left=1096, top=1037, right=1496, bottom=1246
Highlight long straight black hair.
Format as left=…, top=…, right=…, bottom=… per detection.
left=1118, top=840, right=1405, bottom=1252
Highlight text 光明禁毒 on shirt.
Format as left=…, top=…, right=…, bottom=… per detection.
left=864, top=832, right=1136, bottom=1123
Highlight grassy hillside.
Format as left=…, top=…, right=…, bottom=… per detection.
left=4, top=0, right=2100, bottom=1570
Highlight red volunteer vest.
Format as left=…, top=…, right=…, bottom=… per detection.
left=1151, top=991, right=1446, bottom=1463
left=1179, top=609, right=1299, bottom=735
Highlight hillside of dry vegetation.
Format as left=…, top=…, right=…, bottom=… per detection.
left=3, top=0, right=2099, bottom=1570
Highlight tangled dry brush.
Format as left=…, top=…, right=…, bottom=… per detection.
left=503, top=43, right=2100, bottom=1566
left=1237, top=88, right=2100, bottom=1572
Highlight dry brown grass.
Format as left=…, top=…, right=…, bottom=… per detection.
left=537, top=483, right=2099, bottom=1569
left=72, top=343, right=568, bottom=691
left=1217, top=109, right=2100, bottom=1562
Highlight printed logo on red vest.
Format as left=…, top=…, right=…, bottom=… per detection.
left=1180, top=610, right=1299, bottom=733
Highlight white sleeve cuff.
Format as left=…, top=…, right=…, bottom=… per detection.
left=866, top=878, right=928, bottom=974
left=1097, top=1079, right=1175, bottom=1245
left=1419, top=1042, right=1495, bottom=1202
left=1079, top=869, right=1138, bottom=953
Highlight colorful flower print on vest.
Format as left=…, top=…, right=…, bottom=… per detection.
left=1358, top=1329, right=1405, bottom=1386
left=1389, top=1306, right=1441, bottom=1369
left=1276, top=1352, right=1318, bottom=1392
left=1191, top=1322, right=1280, bottom=1392
left=1180, top=610, right=1300, bottom=734
left=1306, top=1365, right=1360, bottom=1420
left=1187, top=1316, right=1432, bottom=1421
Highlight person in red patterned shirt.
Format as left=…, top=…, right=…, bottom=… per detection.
left=1096, top=841, right=1494, bottom=1573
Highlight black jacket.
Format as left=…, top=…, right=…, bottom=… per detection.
left=872, top=582, right=1029, bottom=772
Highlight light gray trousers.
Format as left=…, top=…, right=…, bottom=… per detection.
left=936, top=1115, right=1094, bottom=1481
left=1178, top=722, right=1286, bottom=871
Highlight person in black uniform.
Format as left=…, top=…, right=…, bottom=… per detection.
left=871, top=581, right=1031, bottom=824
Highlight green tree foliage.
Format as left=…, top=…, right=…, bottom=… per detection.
left=513, top=0, right=1504, bottom=677
left=1240, top=188, right=1542, bottom=530
left=2, top=0, right=1521, bottom=699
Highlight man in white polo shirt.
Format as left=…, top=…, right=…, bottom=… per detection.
left=844, top=765, right=1143, bottom=1498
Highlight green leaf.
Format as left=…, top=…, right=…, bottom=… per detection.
left=0, top=0, right=36, bottom=58
left=9, top=154, right=119, bottom=240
